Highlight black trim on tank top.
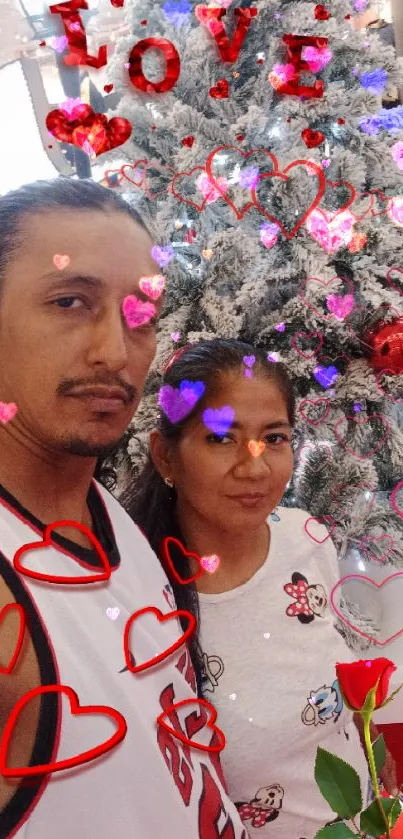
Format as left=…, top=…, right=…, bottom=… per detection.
left=0, top=552, right=59, bottom=838
left=0, top=481, right=120, bottom=570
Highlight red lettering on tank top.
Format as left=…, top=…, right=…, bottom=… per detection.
left=199, top=763, right=246, bottom=838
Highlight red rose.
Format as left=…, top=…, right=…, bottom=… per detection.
left=336, top=658, right=396, bottom=711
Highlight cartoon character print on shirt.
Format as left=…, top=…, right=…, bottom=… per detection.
left=157, top=646, right=247, bottom=838
left=284, top=572, right=328, bottom=624
left=235, top=784, right=284, bottom=828
left=301, top=679, right=343, bottom=726
left=201, top=651, right=225, bottom=694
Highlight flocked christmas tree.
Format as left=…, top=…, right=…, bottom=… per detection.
left=102, top=0, right=403, bottom=653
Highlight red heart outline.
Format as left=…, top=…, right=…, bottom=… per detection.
left=205, top=145, right=278, bottom=220
left=120, top=159, right=147, bottom=188
left=330, top=573, right=403, bottom=646
left=333, top=414, right=390, bottom=460
left=291, top=330, right=324, bottom=359
left=358, top=535, right=395, bottom=565
left=298, top=397, right=331, bottom=426
left=157, top=698, right=226, bottom=753
left=386, top=266, right=403, bottom=296
left=162, top=537, right=205, bottom=585
left=123, top=606, right=196, bottom=673
left=143, top=161, right=177, bottom=200
left=299, top=275, right=355, bottom=321
left=322, top=178, right=357, bottom=217
left=391, top=479, right=403, bottom=520
left=13, top=520, right=111, bottom=585
left=304, top=515, right=335, bottom=543
left=171, top=166, right=208, bottom=212
left=375, top=368, right=403, bottom=403
left=252, top=159, right=326, bottom=239
left=0, top=684, right=127, bottom=776
left=0, top=604, right=25, bottom=674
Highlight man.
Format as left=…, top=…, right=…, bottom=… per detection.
left=0, top=178, right=248, bottom=838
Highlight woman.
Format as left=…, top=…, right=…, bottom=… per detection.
left=122, top=338, right=396, bottom=838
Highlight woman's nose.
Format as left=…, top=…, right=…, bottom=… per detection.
left=234, top=442, right=271, bottom=475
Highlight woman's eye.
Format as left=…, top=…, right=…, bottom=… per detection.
left=265, top=433, right=290, bottom=445
left=206, top=433, right=233, bottom=444
left=53, top=296, right=86, bottom=310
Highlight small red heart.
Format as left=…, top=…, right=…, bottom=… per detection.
left=181, top=135, right=195, bottom=147
left=140, top=19, right=147, bottom=24
left=13, top=520, right=112, bottom=585
left=123, top=606, right=196, bottom=673
left=0, top=604, right=25, bottom=675
left=39, top=40, right=46, bottom=46
left=236, top=134, right=245, bottom=141
left=0, top=685, right=126, bottom=776
left=314, top=4, right=331, bottom=20
left=209, top=79, right=229, bottom=99
left=157, top=698, right=226, bottom=753
left=301, top=128, right=325, bottom=149
left=103, top=83, right=114, bottom=93
left=298, top=397, right=331, bottom=426
left=162, top=537, right=205, bottom=585
left=337, top=118, right=345, bottom=125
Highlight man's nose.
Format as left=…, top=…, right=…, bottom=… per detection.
left=86, top=306, right=130, bottom=371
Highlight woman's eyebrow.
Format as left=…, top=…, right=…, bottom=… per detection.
left=230, top=420, right=291, bottom=430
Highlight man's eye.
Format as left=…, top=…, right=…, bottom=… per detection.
left=53, top=296, right=85, bottom=309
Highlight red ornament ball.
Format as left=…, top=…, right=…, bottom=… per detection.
left=314, top=4, right=331, bottom=20
left=368, top=318, right=403, bottom=375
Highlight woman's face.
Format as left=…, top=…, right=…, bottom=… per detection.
left=155, top=372, right=294, bottom=535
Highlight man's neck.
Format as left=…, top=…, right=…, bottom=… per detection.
left=0, top=428, right=96, bottom=540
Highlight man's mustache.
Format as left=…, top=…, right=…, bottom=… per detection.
left=58, top=378, right=137, bottom=405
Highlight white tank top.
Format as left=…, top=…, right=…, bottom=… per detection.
left=0, top=480, right=248, bottom=839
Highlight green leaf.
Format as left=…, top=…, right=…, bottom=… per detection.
left=373, top=734, right=387, bottom=775
left=314, top=823, right=358, bottom=839
left=360, top=798, right=394, bottom=836
left=314, top=747, right=363, bottom=819
left=362, top=683, right=379, bottom=714
left=385, top=796, right=402, bottom=829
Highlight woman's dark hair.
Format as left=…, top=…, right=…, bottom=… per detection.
left=0, top=176, right=151, bottom=286
left=121, top=337, right=296, bottom=697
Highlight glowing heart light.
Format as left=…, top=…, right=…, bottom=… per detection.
left=196, top=171, right=228, bottom=205
left=248, top=440, right=265, bottom=457
left=391, top=141, right=403, bottom=171
left=106, top=607, right=120, bottom=620
left=203, top=406, right=235, bottom=436
left=139, top=274, right=166, bottom=300
left=388, top=197, right=403, bottom=228
left=299, top=274, right=355, bottom=321
left=302, top=45, right=333, bottom=72
left=305, top=208, right=356, bottom=253
left=122, top=295, right=156, bottom=329
left=260, top=222, right=280, bottom=249
left=151, top=244, right=174, bottom=267
left=0, top=402, right=18, bottom=424
left=313, top=365, right=338, bottom=389
left=159, top=381, right=206, bottom=423
left=53, top=254, right=70, bottom=271
left=326, top=293, right=355, bottom=320
left=200, top=554, right=220, bottom=574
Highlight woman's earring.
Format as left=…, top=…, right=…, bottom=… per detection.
left=164, top=476, right=174, bottom=488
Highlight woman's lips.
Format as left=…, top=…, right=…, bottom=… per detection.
left=228, top=494, right=266, bottom=508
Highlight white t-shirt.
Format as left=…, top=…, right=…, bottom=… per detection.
left=197, top=506, right=369, bottom=839
left=0, top=480, right=248, bottom=839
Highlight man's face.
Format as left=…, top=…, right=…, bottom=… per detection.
left=0, top=208, right=161, bottom=458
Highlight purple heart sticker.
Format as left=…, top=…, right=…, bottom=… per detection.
left=203, top=406, right=235, bottom=436
left=158, top=380, right=205, bottom=423
left=313, top=365, right=339, bottom=389
left=151, top=244, right=174, bottom=268
left=243, top=355, right=255, bottom=368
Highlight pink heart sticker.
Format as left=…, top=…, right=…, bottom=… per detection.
left=138, top=274, right=166, bottom=300
left=299, top=275, right=355, bottom=321
left=122, top=296, right=156, bottom=329
left=331, top=573, right=403, bottom=646
left=200, top=554, right=220, bottom=574
left=0, top=402, right=18, bottom=424
left=53, top=254, right=70, bottom=271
